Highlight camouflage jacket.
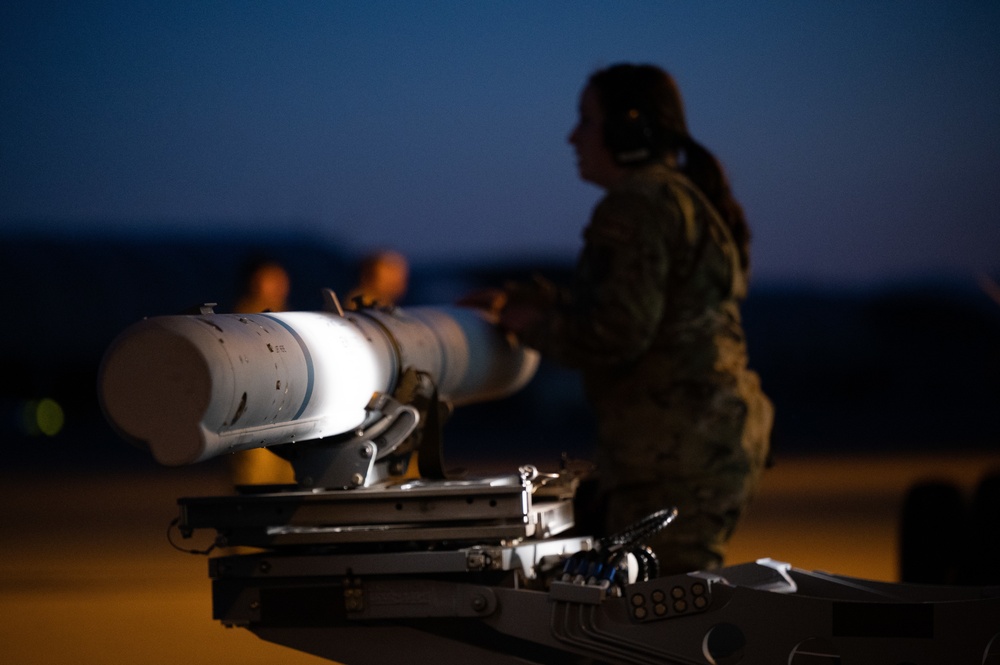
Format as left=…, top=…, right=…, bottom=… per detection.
left=511, top=163, right=770, bottom=480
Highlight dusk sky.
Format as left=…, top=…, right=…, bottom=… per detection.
left=3, top=1, right=998, bottom=286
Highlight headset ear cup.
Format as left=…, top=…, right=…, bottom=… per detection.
left=608, top=108, right=655, bottom=164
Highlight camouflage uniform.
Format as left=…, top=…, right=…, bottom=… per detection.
left=509, top=163, right=773, bottom=574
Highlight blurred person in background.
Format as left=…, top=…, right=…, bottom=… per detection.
left=235, top=257, right=292, bottom=314
left=230, top=256, right=296, bottom=487
left=347, top=249, right=410, bottom=309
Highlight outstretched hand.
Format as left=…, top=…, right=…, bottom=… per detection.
left=457, top=287, right=545, bottom=337
left=456, top=288, right=507, bottom=315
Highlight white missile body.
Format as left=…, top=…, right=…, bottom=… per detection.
left=99, top=305, right=538, bottom=467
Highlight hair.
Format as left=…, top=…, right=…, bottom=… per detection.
left=238, top=254, right=286, bottom=289
left=357, top=249, right=408, bottom=282
left=588, top=63, right=751, bottom=271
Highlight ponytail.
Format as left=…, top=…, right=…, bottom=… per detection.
left=681, top=138, right=751, bottom=273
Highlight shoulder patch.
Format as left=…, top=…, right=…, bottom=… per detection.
left=586, top=213, right=636, bottom=244
left=589, top=193, right=649, bottom=244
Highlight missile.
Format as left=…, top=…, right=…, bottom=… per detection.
left=98, top=303, right=539, bottom=467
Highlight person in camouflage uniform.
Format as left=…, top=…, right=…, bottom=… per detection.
left=487, top=64, right=772, bottom=574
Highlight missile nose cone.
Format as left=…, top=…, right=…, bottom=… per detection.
left=99, top=319, right=214, bottom=466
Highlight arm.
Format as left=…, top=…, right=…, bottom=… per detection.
left=505, top=190, right=671, bottom=369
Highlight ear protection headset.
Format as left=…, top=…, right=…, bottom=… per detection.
left=605, top=106, right=657, bottom=165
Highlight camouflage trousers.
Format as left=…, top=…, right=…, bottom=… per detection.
left=601, top=471, right=758, bottom=575
left=588, top=372, right=773, bottom=575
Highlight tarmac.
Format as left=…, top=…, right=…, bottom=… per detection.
left=1, top=451, right=997, bottom=665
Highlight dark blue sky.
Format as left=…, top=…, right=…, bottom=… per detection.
left=3, top=1, right=998, bottom=286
